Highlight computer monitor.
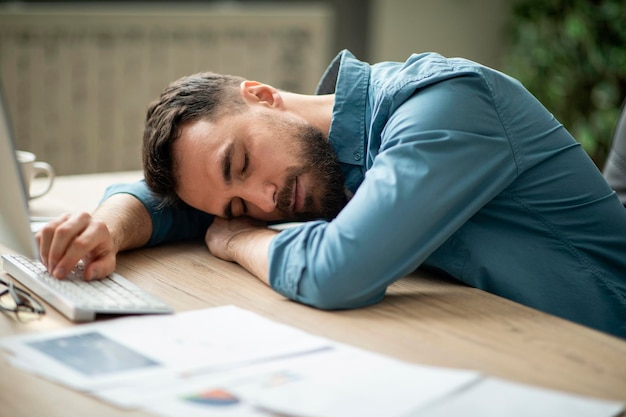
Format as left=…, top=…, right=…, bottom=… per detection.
left=0, top=86, right=40, bottom=259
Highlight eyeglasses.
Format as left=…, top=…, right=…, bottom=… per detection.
left=0, top=276, right=45, bottom=322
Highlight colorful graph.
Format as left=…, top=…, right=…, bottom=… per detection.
left=183, top=388, right=240, bottom=407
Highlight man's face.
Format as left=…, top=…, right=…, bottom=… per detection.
left=173, top=108, right=347, bottom=222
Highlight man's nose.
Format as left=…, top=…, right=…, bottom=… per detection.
left=243, top=182, right=277, bottom=213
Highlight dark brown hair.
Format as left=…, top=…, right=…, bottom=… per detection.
left=142, top=72, right=246, bottom=207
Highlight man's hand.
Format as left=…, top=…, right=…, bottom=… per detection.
left=205, top=217, right=278, bottom=285
left=36, top=212, right=116, bottom=280
left=35, top=193, right=153, bottom=281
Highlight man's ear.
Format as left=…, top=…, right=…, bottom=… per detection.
left=240, top=80, right=283, bottom=108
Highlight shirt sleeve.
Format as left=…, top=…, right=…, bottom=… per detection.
left=102, top=180, right=214, bottom=246
left=268, top=71, right=521, bottom=309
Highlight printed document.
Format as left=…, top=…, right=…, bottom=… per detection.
left=0, top=305, right=623, bottom=417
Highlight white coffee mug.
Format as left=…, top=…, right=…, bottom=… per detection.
left=16, top=150, right=55, bottom=199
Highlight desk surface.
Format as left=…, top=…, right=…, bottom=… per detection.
left=1, top=172, right=626, bottom=417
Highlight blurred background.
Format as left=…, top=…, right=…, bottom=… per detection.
left=0, top=0, right=624, bottom=174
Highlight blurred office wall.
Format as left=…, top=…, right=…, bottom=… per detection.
left=370, top=0, right=514, bottom=70
left=0, top=3, right=333, bottom=174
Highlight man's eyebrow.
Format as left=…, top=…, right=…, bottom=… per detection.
left=221, top=142, right=234, bottom=185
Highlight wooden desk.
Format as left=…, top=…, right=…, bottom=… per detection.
left=1, top=172, right=625, bottom=417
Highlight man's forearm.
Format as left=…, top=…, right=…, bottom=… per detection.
left=227, top=229, right=275, bottom=284
left=205, top=217, right=277, bottom=285
left=93, top=193, right=152, bottom=253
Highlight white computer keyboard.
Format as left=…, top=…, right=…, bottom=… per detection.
left=2, top=254, right=172, bottom=322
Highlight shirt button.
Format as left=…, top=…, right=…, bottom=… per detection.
left=353, top=152, right=361, bottom=161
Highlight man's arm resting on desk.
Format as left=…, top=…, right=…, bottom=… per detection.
left=205, top=217, right=276, bottom=285
left=36, top=193, right=152, bottom=280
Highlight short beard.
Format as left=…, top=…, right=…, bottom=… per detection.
left=275, top=122, right=348, bottom=221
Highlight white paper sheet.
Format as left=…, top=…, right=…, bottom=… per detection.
left=116, top=345, right=480, bottom=417
left=228, top=346, right=481, bottom=417
left=127, top=361, right=291, bottom=417
left=2, top=305, right=622, bottom=417
left=412, top=377, right=624, bottom=417
left=0, top=305, right=330, bottom=392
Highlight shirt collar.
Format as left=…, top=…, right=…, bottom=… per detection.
left=316, top=50, right=369, bottom=166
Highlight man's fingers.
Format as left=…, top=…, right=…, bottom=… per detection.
left=34, top=212, right=114, bottom=280
left=35, top=213, right=72, bottom=268
left=82, top=255, right=116, bottom=281
left=50, top=217, right=113, bottom=279
left=45, top=212, right=93, bottom=275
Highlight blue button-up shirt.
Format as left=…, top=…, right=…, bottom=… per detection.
left=105, top=50, right=626, bottom=338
